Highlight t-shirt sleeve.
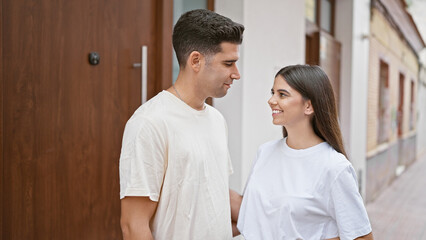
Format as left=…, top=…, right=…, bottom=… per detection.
left=241, top=147, right=262, bottom=195
left=227, top=150, right=234, bottom=176
left=119, top=118, right=167, bottom=201
left=224, top=118, right=234, bottom=176
left=328, top=165, right=372, bottom=240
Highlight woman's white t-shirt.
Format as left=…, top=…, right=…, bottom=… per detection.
left=237, top=138, right=372, bottom=240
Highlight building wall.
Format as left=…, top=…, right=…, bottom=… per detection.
left=417, top=56, right=426, bottom=158
left=215, top=0, right=306, bottom=193
left=409, top=0, right=426, bottom=162
left=335, top=0, right=371, bottom=198
left=367, top=8, right=418, bottom=151
left=212, top=0, right=245, bottom=195
left=366, top=8, right=419, bottom=202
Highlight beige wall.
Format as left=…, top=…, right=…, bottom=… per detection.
left=367, top=8, right=419, bottom=155
left=366, top=8, right=420, bottom=202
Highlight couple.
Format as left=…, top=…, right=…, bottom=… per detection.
left=119, top=9, right=373, bottom=240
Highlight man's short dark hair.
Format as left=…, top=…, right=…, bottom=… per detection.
left=172, top=9, right=244, bottom=68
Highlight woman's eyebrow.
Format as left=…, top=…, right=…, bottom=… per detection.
left=277, top=89, right=290, bottom=95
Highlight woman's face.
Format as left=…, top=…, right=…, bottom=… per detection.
left=268, top=75, right=310, bottom=127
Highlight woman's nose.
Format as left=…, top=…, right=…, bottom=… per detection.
left=268, top=96, right=276, bottom=106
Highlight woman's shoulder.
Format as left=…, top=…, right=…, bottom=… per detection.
left=328, top=147, right=349, bottom=163
left=325, top=146, right=354, bottom=177
left=253, top=139, right=283, bottom=162
left=258, top=138, right=283, bottom=152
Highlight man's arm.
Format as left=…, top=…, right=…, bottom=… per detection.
left=355, top=232, right=374, bottom=240
left=326, top=232, right=374, bottom=240
left=229, top=189, right=243, bottom=237
left=121, top=197, right=158, bottom=240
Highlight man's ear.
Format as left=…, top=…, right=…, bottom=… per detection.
left=187, top=51, right=202, bottom=72
left=304, top=100, right=314, bottom=116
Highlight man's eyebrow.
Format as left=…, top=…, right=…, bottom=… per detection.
left=223, top=59, right=238, bottom=63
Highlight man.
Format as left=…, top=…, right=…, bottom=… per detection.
left=119, top=9, right=244, bottom=240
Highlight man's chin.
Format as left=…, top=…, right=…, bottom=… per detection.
left=213, top=90, right=228, bottom=98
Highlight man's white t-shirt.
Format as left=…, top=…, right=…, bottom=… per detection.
left=237, top=138, right=372, bottom=240
left=119, top=91, right=233, bottom=240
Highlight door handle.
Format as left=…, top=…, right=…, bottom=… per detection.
left=133, top=46, right=148, bottom=104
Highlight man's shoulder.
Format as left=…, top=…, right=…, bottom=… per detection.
left=131, top=91, right=172, bottom=119
left=205, top=104, right=225, bottom=119
left=124, top=92, right=171, bottom=132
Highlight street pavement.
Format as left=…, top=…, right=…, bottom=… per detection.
left=366, top=153, right=426, bottom=239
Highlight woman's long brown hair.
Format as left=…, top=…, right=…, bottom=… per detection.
left=276, top=64, right=348, bottom=158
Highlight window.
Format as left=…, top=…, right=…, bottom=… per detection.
left=305, top=0, right=335, bottom=35
left=410, top=80, right=415, bottom=131
left=398, top=73, right=404, bottom=137
left=172, top=0, right=211, bottom=83
left=378, top=61, right=390, bottom=144
left=305, top=0, right=317, bottom=23
left=320, top=0, right=333, bottom=33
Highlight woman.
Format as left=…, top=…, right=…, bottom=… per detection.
left=235, top=65, right=373, bottom=239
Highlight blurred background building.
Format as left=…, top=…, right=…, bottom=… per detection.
left=365, top=0, right=425, bottom=202
left=408, top=0, right=426, bottom=176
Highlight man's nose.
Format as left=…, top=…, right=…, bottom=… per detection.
left=231, top=66, right=241, bottom=80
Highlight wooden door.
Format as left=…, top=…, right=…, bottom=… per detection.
left=1, top=0, right=172, bottom=239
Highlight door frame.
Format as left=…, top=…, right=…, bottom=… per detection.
left=154, top=0, right=173, bottom=96
left=1, top=0, right=4, bottom=238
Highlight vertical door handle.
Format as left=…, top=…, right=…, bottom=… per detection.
left=133, top=46, right=148, bottom=104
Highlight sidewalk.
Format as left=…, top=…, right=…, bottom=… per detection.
left=366, top=153, right=426, bottom=239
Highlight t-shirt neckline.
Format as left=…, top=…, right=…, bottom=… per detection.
left=281, top=137, right=328, bottom=158
left=162, top=90, right=209, bottom=115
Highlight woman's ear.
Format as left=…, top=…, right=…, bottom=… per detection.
left=304, top=100, right=314, bottom=116
left=188, top=51, right=202, bottom=72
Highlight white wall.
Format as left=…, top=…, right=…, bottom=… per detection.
left=335, top=0, right=371, bottom=197
left=409, top=0, right=426, bottom=161
left=417, top=52, right=426, bottom=158
left=213, top=0, right=245, bottom=194
left=215, top=0, right=306, bottom=193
